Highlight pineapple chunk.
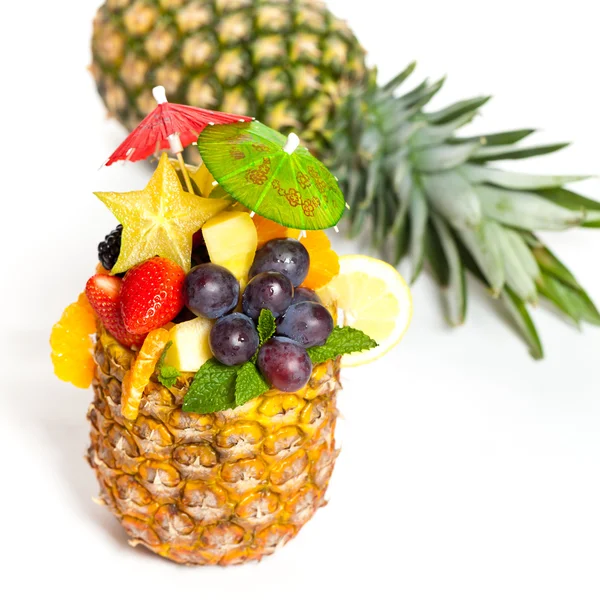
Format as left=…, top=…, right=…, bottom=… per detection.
left=203, top=211, right=258, bottom=285
left=163, top=317, right=213, bottom=373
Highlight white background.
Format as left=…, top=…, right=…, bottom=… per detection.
left=1, top=1, right=599, bottom=598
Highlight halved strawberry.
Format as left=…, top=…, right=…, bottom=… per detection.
left=85, top=274, right=147, bottom=348
left=120, top=257, right=185, bottom=335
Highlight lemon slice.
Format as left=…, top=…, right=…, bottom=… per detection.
left=318, top=255, right=413, bottom=366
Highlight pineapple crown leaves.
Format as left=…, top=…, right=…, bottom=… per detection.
left=327, top=63, right=600, bottom=359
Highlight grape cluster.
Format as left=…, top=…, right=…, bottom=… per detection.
left=183, top=238, right=334, bottom=393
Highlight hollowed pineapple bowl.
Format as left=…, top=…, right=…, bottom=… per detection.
left=51, top=137, right=411, bottom=565
left=88, top=327, right=341, bottom=565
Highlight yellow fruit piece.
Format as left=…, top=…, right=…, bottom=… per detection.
left=203, top=211, right=258, bottom=286
left=190, top=162, right=216, bottom=197
left=319, top=255, right=413, bottom=367
left=122, top=328, right=171, bottom=421
left=164, top=317, right=213, bottom=373
left=50, top=293, right=97, bottom=388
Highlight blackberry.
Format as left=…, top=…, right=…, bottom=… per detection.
left=98, top=225, right=123, bottom=271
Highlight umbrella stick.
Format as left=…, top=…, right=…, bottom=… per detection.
left=176, top=152, right=194, bottom=193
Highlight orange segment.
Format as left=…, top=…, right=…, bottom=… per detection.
left=96, top=263, right=110, bottom=275
left=50, top=293, right=97, bottom=388
left=253, top=214, right=288, bottom=247
left=122, top=328, right=171, bottom=421
left=290, top=230, right=340, bottom=290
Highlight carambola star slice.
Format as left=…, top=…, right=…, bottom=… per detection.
left=94, top=153, right=230, bottom=273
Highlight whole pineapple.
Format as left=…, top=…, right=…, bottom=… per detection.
left=91, top=0, right=368, bottom=149
left=91, top=0, right=600, bottom=357
left=90, top=326, right=340, bottom=565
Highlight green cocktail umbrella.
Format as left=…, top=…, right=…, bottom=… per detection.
left=197, top=121, right=345, bottom=230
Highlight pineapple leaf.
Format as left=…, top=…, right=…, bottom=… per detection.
left=409, top=184, right=428, bottom=283
left=537, top=272, right=600, bottom=326
left=411, top=111, right=478, bottom=147
left=476, top=185, right=585, bottom=230
left=412, top=142, right=480, bottom=172
left=501, top=288, right=544, bottom=360
left=530, top=243, right=583, bottom=291
left=426, top=96, right=491, bottom=125
left=425, top=221, right=449, bottom=285
left=503, top=229, right=540, bottom=280
left=537, top=188, right=600, bottom=225
left=471, top=142, right=569, bottom=162
left=492, top=223, right=537, bottom=303
left=383, top=61, right=417, bottom=93
left=421, top=170, right=482, bottom=229
left=397, top=78, right=433, bottom=107
left=456, top=129, right=536, bottom=146
left=408, top=78, right=446, bottom=111
left=564, top=286, right=600, bottom=326
left=536, top=273, right=582, bottom=327
left=430, top=216, right=467, bottom=325
left=460, top=164, right=588, bottom=190
left=458, top=221, right=505, bottom=295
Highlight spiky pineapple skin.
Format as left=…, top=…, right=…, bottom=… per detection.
left=88, top=327, right=341, bottom=565
left=91, top=0, right=368, bottom=149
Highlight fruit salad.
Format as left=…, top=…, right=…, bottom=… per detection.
left=50, top=114, right=412, bottom=566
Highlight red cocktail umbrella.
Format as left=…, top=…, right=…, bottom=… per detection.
left=105, top=86, right=253, bottom=191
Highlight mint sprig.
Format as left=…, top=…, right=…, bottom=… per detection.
left=235, top=362, right=270, bottom=407
left=158, top=366, right=181, bottom=387
left=156, top=341, right=181, bottom=387
left=182, top=324, right=378, bottom=415
left=183, top=359, right=239, bottom=414
left=257, top=309, right=276, bottom=344
left=307, top=326, right=378, bottom=364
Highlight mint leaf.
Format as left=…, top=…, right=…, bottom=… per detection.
left=155, top=341, right=181, bottom=387
left=235, top=362, right=270, bottom=407
left=257, top=309, right=276, bottom=344
left=183, top=359, right=240, bottom=414
left=158, top=365, right=180, bottom=388
left=157, top=341, right=172, bottom=369
left=307, top=326, right=378, bottom=364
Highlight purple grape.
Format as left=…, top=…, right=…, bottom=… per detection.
left=257, top=337, right=313, bottom=392
left=242, top=271, right=293, bottom=320
left=276, top=301, right=333, bottom=348
left=184, top=263, right=240, bottom=319
left=291, top=287, right=321, bottom=305
left=209, top=314, right=259, bottom=366
left=249, top=238, right=310, bottom=287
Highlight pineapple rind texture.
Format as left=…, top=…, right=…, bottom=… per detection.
left=91, top=0, right=368, bottom=149
left=88, top=327, right=341, bottom=565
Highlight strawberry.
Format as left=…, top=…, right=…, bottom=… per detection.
left=85, top=275, right=146, bottom=348
left=120, top=257, right=185, bottom=335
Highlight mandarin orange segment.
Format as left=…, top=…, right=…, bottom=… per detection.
left=50, top=293, right=97, bottom=389
left=253, top=214, right=288, bottom=247
left=96, top=263, right=110, bottom=275
left=292, top=230, right=340, bottom=290
left=122, top=328, right=171, bottom=421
